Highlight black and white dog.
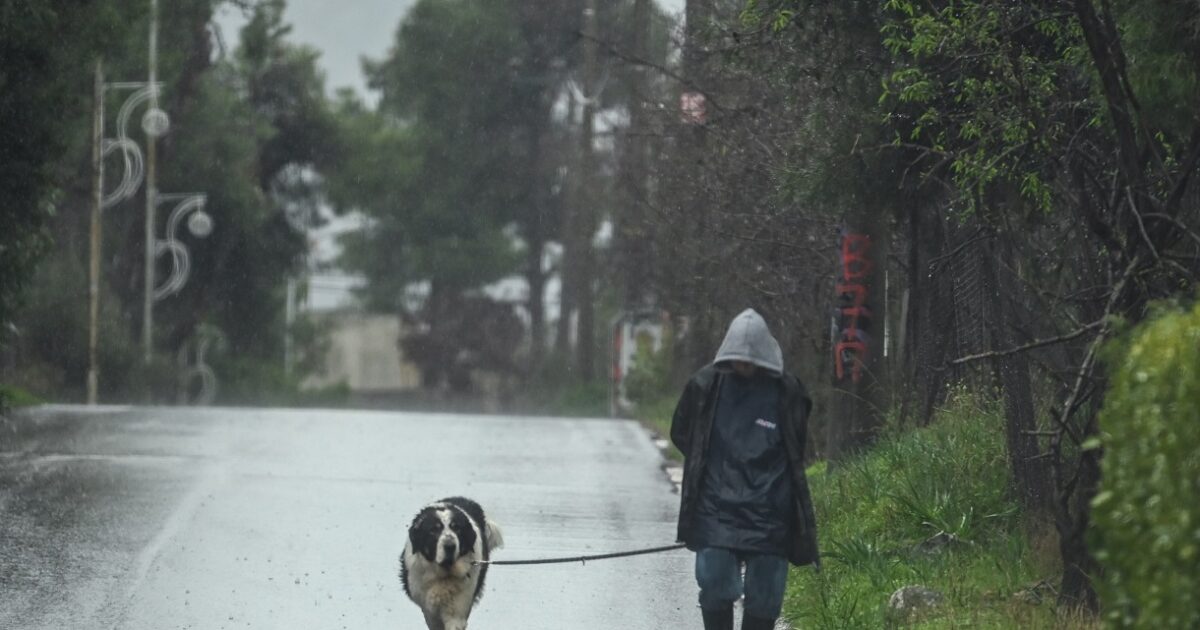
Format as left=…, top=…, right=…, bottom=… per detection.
left=400, top=497, right=504, bottom=630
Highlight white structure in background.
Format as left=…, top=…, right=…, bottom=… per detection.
left=610, top=311, right=668, bottom=416
left=302, top=311, right=422, bottom=393
left=285, top=209, right=423, bottom=396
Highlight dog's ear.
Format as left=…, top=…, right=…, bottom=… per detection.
left=485, top=518, right=504, bottom=550
left=408, top=510, right=432, bottom=546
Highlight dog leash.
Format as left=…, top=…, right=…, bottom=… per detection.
left=474, top=543, right=687, bottom=567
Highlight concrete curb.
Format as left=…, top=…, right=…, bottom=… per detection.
left=647, top=433, right=683, bottom=493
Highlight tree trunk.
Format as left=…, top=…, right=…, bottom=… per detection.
left=1057, top=442, right=1103, bottom=611
left=556, top=87, right=578, bottom=360
left=573, top=0, right=599, bottom=381
left=827, top=218, right=887, bottom=461
left=616, top=0, right=652, bottom=310
left=524, top=118, right=548, bottom=370
left=983, top=235, right=1054, bottom=515
left=526, top=225, right=547, bottom=369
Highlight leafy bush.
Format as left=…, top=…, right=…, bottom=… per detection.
left=539, top=376, right=610, bottom=417
left=212, top=355, right=303, bottom=407
left=1091, top=302, right=1200, bottom=629
left=622, top=334, right=674, bottom=408
left=10, top=254, right=148, bottom=402
left=0, top=384, right=42, bottom=410
left=638, top=394, right=684, bottom=461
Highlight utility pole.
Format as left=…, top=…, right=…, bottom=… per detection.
left=142, top=0, right=159, bottom=365
left=574, top=0, right=599, bottom=381
left=88, top=61, right=105, bottom=405
left=284, top=277, right=296, bottom=375
left=556, top=87, right=577, bottom=360
left=524, top=110, right=548, bottom=371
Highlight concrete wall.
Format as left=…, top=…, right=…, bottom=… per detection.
left=303, top=313, right=421, bottom=393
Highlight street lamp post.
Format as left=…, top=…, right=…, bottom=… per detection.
left=143, top=0, right=160, bottom=365
left=153, top=193, right=213, bottom=300
left=87, top=62, right=105, bottom=405
left=85, top=0, right=209, bottom=404
left=87, top=76, right=162, bottom=404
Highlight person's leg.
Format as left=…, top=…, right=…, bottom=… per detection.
left=740, top=553, right=789, bottom=630
left=695, top=547, right=741, bottom=630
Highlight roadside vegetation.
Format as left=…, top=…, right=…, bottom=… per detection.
left=1091, top=301, right=1200, bottom=629
left=0, top=385, right=43, bottom=413
left=633, top=298, right=1199, bottom=628
left=782, top=393, right=1083, bottom=629
left=639, top=387, right=1091, bottom=628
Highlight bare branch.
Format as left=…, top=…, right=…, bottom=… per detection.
left=1127, top=187, right=1161, bottom=262
left=926, top=228, right=988, bottom=274
left=949, top=319, right=1106, bottom=367
left=579, top=31, right=722, bottom=111
left=1054, top=255, right=1142, bottom=445
left=1144, top=212, right=1200, bottom=249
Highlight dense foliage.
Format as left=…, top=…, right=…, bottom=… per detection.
left=2, top=0, right=340, bottom=403
left=326, top=0, right=673, bottom=392
left=1092, top=302, right=1200, bottom=629
left=325, top=0, right=540, bottom=390
left=0, top=1, right=138, bottom=347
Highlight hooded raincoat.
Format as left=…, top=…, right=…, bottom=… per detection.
left=670, top=309, right=820, bottom=566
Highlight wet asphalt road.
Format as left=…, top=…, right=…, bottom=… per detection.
left=0, top=405, right=696, bottom=629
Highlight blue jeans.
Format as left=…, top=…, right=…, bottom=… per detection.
left=695, top=547, right=789, bottom=619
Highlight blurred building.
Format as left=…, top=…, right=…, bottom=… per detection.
left=302, top=310, right=421, bottom=395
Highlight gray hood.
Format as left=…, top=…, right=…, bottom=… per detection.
left=713, top=308, right=784, bottom=375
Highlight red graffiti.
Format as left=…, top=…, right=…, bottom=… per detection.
left=835, top=233, right=872, bottom=383
left=835, top=283, right=866, bottom=304
left=841, top=234, right=873, bottom=280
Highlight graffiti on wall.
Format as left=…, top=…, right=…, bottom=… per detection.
left=835, top=231, right=872, bottom=383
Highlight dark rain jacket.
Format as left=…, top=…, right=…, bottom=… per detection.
left=670, top=366, right=820, bottom=567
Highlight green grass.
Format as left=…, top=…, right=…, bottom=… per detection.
left=543, top=379, right=610, bottom=417
left=638, top=394, right=683, bottom=461
left=0, top=384, right=43, bottom=410
left=781, top=393, right=1095, bottom=629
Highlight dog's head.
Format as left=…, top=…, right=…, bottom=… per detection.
left=408, top=503, right=479, bottom=571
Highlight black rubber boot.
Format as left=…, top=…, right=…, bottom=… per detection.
left=741, top=614, right=777, bottom=630
left=701, top=608, right=733, bottom=630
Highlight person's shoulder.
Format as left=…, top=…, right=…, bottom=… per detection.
left=779, top=371, right=810, bottom=397
left=688, top=364, right=720, bottom=389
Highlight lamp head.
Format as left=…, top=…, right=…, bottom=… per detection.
left=187, top=209, right=213, bottom=238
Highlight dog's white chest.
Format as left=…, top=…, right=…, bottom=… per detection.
left=418, top=571, right=476, bottom=608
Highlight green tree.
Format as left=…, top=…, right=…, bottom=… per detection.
left=118, top=0, right=341, bottom=398
left=0, top=1, right=138, bottom=350
left=880, top=0, right=1200, bottom=609
left=6, top=0, right=342, bottom=403
left=328, top=0, right=529, bottom=390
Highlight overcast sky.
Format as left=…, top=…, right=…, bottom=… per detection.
left=216, top=0, right=686, bottom=101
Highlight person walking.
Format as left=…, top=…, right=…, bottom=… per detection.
left=670, top=308, right=820, bottom=630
